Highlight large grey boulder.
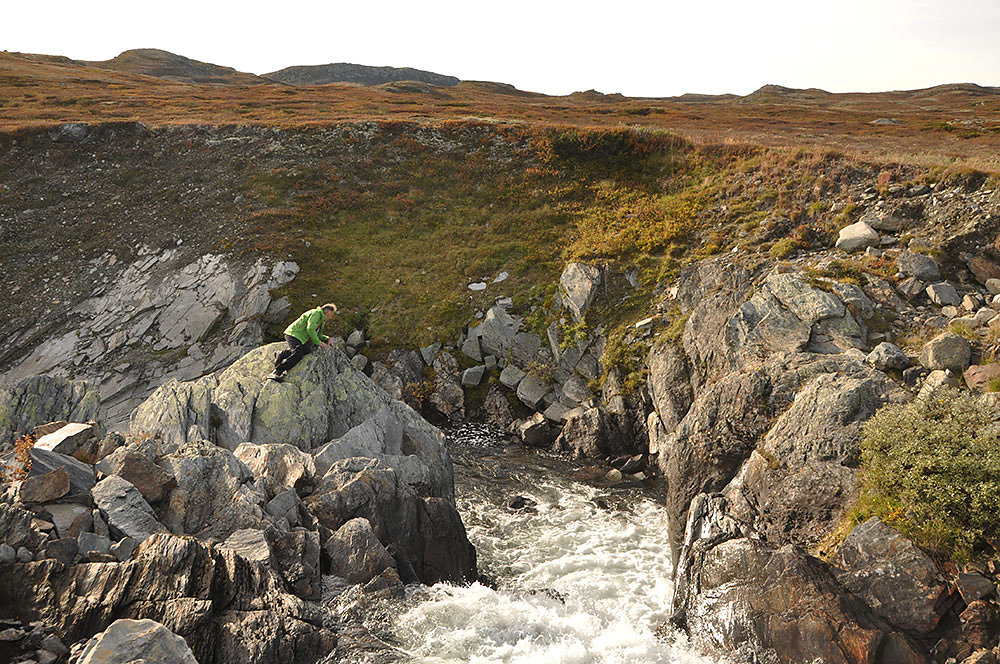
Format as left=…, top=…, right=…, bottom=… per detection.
left=0, top=376, right=100, bottom=446
left=156, top=439, right=265, bottom=540
left=304, top=458, right=475, bottom=585
left=559, top=262, right=603, bottom=321
left=671, top=495, right=927, bottom=664
left=323, top=517, right=396, bottom=584
left=516, top=374, right=549, bottom=410
left=91, top=476, right=167, bottom=542
left=919, top=332, right=972, bottom=373
left=896, top=252, right=941, bottom=282
left=130, top=343, right=389, bottom=451
left=835, top=518, right=952, bottom=635
left=78, top=618, right=198, bottom=664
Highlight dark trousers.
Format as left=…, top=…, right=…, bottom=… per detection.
left=274, top=335, right=314, bottom=374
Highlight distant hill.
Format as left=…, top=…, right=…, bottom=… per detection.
left=86, top=49, right=267, bottom=85
left=264, top=63, right=459, bottom=87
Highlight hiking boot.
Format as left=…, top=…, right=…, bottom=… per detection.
left=266, top=372, right=284, bottom=383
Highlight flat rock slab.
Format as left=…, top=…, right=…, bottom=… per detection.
left=34, top=423, right=94, bottom=455
left=28, top=448, right=95, bottom=499
left=91, top=475, right=166, bottom=542
left=221, top=528, right=271, bottom=563
left=499, top=365, right=526, bottom=389
left=516, top=374, right=549, bottom=410
left=19, top=467, right=70, bottom=504
left=926, top=282, right=961, bottom=306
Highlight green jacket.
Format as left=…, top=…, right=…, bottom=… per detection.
left=284, top=307, right=330, bottom=346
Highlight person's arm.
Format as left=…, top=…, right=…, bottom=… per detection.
left=306, top=310, right=329, bottom=346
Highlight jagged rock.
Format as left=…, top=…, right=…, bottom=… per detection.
left=460, top=337, right=483, bottom=363
left=91, top=475, right=167, bottom=542
left=79, top=531, right=112, bottom=556
left=960, top=601, right=1000, bottom=652
left=722, top=364, right=902, bottom=550
left=310, top=400, right=453, bottom=500
left=542, top=401, right=571, bottom=423
left=866, top=342, right=911, bottom=371
left=559, top=262, right=603, bottom=321
left=346, top=329, right=365, bottom=347
left=0, top=376, right=100, bottom=446
left=157, top=439, right=264, bottom=540
left=304, top=458, right=475, bottom=585
left=896, top=252, right=941, bottom=281
left=420, top=343, right=442, bottom=365
left=671, top=495, right=927, bottom=664
left=233, top=443, right=315, bottom=496
left=131, top=343, right=389, bottom=451
left=428, top=351, right=464, bottom=422
left=511, top=413, right=556, bottom=446
left=19, top=467, right=70, bottom=504
left=560, top=374, right=592, bottom=405
left=221, top=528, right=271, bottom=563
left=919, top=332, right=972, bottom=372
left=0, top=533, right=338, bottom=663
left=44, top=536, right=79, bottom=563
left=323, top=517, right=396, bottom=584
left=265, top=527, right=321, bottom=600
left=926, top=282, right=962, bottom=306
left=516, top=374, right=549, bottom=410
left=370, top=361, right=404, bottom=400
left=264, top=488, right=299, bottom=524
left=45, top=503, right=90, bottom=538
left=646, top=342, right=693, bottom=434
left=25, top=448, right=95, bottom=501
left=836, top=221, right=880, bottom=252
left=95, top=448, right=176, bottom=504
left=835, top=518, right=951, bottom=634
left=897, top=277, right=927, bottom=301
left=987, top=278, right=1000, bottom=295
left=964, top=364, right=1000, bottom=391
left=78, top=618, right=199, bottom=664
left=956, top=572, right=997, bottom=604
left=481, top=386, right=515, bottom=430
left=552, top=407, right=631, bottom=458
left=33, top=422, right=94, bottom=456
left=111, top=537, right=138, bottom=561
left=918, top=369, right=960, bottom=398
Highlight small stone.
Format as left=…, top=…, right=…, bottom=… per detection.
left=44, top=537, right=78, bottom=564
left=987, top=278, right=1000, bottom=295
left=264, top=488, right=298, bottom=524
left=0, top=627, right=25, bottom=641
left=84, top=551, right=117, bottom=563
left=964, top=365, right=1000, bottom=392
left=896, top=251, right=941, bottom=281
left=33, top=423, right=94, bottom=456
left=516, top=374, right=550, bottom=410
left=605, top=469, right=623, bottom=482
left=40, top=635, right=68, bottom=656
left=918, top=369, right=960, bottom=399
left=36, top=649, right=58, bottom=664
left=0, top=543, right=15, bottom=562
left=460, top=337, right=483, bottom=362
left=78, top=532, right=112, bottom=555
left=952, top=315, right=981, bottom=328
left=506, top=495, right=537, bottom=511
left=865, top=246, right=882, bottom=258
left=350, top=354, right=369, bottom=372
left=468, top=282, right=487, bottom=291
left=941, top=305, right=959, bottom=318
left=16, top=546, right=33, bottom=562
left=963, top=294, right=982, bottom=311
left=975, top=308, right=995, bottom=324
left=542, top=401, right=571, bottom=423
left=957, top=572, right=996, bottom=603
left=897, top=277, right=926, bottom=301
left=346, top=329, right=365, bottom=347
left=461, top=365, right=486, bottom=387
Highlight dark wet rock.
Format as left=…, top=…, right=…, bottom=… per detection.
left=505, top=495, right=537, bottom=512
left=304, top=458, right=475, bottom=585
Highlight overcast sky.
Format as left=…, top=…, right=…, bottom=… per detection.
left=4, top=0, right=999, bottom=97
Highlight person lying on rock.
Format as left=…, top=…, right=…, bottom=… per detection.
left=267, top=302, right=338, bottom=382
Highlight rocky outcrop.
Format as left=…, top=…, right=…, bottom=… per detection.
left=130, top=343, right=388, bottom=451
left=77, top=618, right=198, bottom=664
left=0, top=250, right=298, bottom=429
left=671, top=494, right=927, bottom=664
left=0, top=534, right=338, bottom=664
left=0, top=375, right=100, bottom=447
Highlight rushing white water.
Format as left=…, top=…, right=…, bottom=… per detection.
left=393, top=426, right=718, bottom=664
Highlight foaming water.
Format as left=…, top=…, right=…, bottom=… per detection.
left=393, top=425, right=717, bottom=664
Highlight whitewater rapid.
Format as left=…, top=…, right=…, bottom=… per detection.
left=393, top=425, right=717, bottom=664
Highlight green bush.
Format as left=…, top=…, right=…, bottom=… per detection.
left=856, top=388, right=1000, bottom=561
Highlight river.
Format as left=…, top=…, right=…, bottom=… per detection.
left=391, top=424, right=717, bottom=664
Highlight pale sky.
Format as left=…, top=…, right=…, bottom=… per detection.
left=3, top=0, right=999, bottom=97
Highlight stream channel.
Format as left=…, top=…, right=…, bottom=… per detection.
left=389, top=423, right=717, bottom=664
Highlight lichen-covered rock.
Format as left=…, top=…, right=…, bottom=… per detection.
left=130, top=343, right=389, bottom=451
left=0, top=376, right=100, bottom=446
left=234, top=443, right=315, bottom=496
left=919, top=332, right=972, bottom=373
left=559, top=262, right=603, bottom=321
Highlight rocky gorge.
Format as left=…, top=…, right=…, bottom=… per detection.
left=3, top=120, right=1000, bottom=663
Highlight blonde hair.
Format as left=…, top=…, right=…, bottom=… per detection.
left=321, top=303, right=338, bottom=313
